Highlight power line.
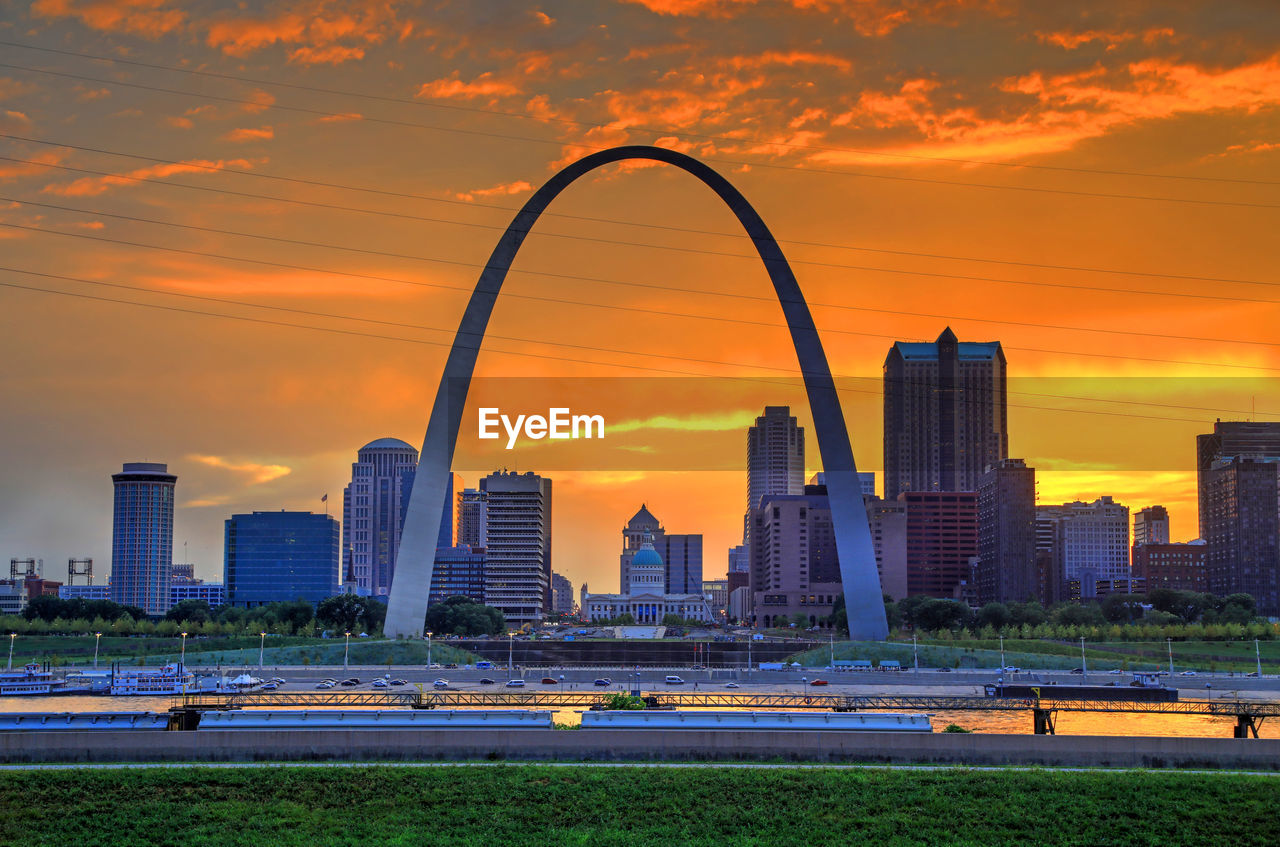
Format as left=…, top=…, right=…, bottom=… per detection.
left=2, top=60, right=1277, bottom=211
left=5, top=261, right=1269, bottom=417
left=3, top=219, right=1277, bottom=375
left=9, top=192, right=1280, bottom=353
left=3, top=38, right=1276, bottom=188
left=0, top=269, right=1267, bottom=425
left=8, top=136, right=1280, bottom=292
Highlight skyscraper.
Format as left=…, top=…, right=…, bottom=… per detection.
left=883, top=327, right=1008, bottom=500
left=1196, top=421, right=1280, bottom=537
left=342, top=438, right=417, bottom=597
left=1039, top=497, right=1130, bottom=601
left=551, top=572, right=573, bottom=615
left=746, top=405, right=804, bottom=522
left=748, top=484, right=841, bottom=628
left=1133, top=505, right=1170, bottom=546
left=903, top=490, right=978, bottom=599
left=864, top=495, right=908, bottom=600
left=224, top=511, right=340, bottom=607
left=1202, top=458, right=1279, bottom=616
left=457, top=488, right=487, bottom=548
left=481, top=470, right=552, bottom=626
left=975, top=459, right=1038, bottom=605
left=110, top=462, right=176, bottom=616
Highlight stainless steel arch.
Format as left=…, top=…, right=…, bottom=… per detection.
left=384, top=145, right=889, bottom=641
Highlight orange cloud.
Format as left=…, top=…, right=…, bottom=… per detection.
left=222, top=126, right=275, bottom=143
left=204, top=0, right=402, bottom=64
left=626, top=0, right=1002, bottom=36
left=314, top=112, right=364, bottom=124
left=417, top=72, right=522, bottom=100
left=31, top=0, right=185, bottom=38
left=0, top=152, right=65, bottom=181
left=1036, top=27, right=1176, bottom=50
left=41, top=158, right=256, bottom=197
left=289, top=44, right=367, bottom=65
left=0, top=110, right=32, bottom=131
left=455, top=180, right=535, bottom=202
left=188, top=454, right=292, bottom=485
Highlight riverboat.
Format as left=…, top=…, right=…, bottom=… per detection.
left=109, top=664, right=194, bottom=696
left=0, top=663, right=65, bottom=696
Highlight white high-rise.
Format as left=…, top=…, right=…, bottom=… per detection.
left=745, top=406, right=804, bottom=539
left=342, top=438, right=417, bottom=597
left=481, top=471, right=552, bottom=626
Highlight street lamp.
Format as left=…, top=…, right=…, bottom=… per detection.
left=258, top=632, right=266, bottom=670
left=426, top=631, right=433, bottom=669
left=912, top=633, right=919, bottom=671
left=559, top=673, right=565, bottom=697
left=94, top=632, right=102, bottom=669
left=508, top=632, right=515, bottom=674
left=999, top=635, right=1006, bottom=673
left=1167, top=638, right=1174, bottom=677
left=7, top=633, right=14, bottom=670
left=180, top=632, right=188, bottom=670
left=344, top=631, right=352, bottom=672
left=1256, top=638, right=1263, bottom=678
left=1079, top=636, right=1087, bottom=682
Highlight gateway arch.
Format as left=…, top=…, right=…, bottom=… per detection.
left=384, top=145, right=889, bottom=642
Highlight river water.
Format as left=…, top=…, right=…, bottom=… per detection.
left=1, top=694, right=1274, bottom=738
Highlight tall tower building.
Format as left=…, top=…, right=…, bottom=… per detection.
left=1040, top=497, right=1129, bottom=601
left=224, top=511, right=340, bottom=607
left=110, top=462, right=176, bottom=616
left=342, top=438, right=417, bottom=597
left=975, top=459, right=1038, bottom=605
left=748, top=484, right=842, bottom=628
left=481, top=471, right=552, bottom=626
left=903, top=490, right=978, bottom=599
left=1197, top=421, right=1280, bottom=536
left=1202, top=458, right=1279, bottom=616
left=883, top=327, right=1008, bottom=500
left=457, top=488, right=487, bottom=548
left=1133, top=505, right=1170, bottom=546
left=746, top=406, right=804, bottom=540
left=620, top=504, right=662, bottom=591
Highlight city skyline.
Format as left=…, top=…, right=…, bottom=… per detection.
left=3, top=2, right=1279, bottom=596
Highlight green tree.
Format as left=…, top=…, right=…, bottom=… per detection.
left=424, top=596, right=506, bottom=636
left=165, top=599, right=213, bottom=624
left=975, top=602, right=1012, bottom=631
left=316, top=594, right=371, bottom=634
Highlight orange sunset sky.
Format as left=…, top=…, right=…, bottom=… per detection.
left=1, top=0, right=1278, bottom=595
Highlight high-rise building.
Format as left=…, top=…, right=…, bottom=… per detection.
left=746, top=406, right=804, bottom=537
left=457, top=488, right=486, bottom=548
left=1197, top=421, right=1280, bottom=537
left=902, top=490, right=978, bottom=599
left=1131, top=541, right=1207, bottom=594
left=110, top=462, right=176, bottom=616
left=883, top=328, right=1008, bottom=500
left=481, top=471, right=552, bottom=626
left=551, top=572, right=573, bottom=615
left=224, top=511, right=340, bottom=607
left=702, top=578, right=729, bottom=619
left=1202, top=458, right=1279, bottom=615
left=810, top=471, right=875, bottom=497
left=864, top=495, right=908, bottom=600
left=748, top=484, right=841, bottom=628
left=342, top=438, right=417, bottom=597
left=428, top=546, right=486, bottom=607
left=727, top=544, right=749, bottom=573
left=1133, top=506, right=1170, bottom=547
left=170, top=582, right=226, bottom=607
left=617, top=504, right=702, bottom=595
left=1039, top=497, right=1130, bottom=602
left=975, top=459, right=1038, bottom=605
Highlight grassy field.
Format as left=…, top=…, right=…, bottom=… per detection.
left=791, top=639, right=1278, bottom=673
left=6, top=635, right=480, bottom=668
left=1, top=765, right=1277, bottom=846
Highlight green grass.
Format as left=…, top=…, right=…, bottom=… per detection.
left=1, top=766, right=1277, bottom=846
left=791, top=639, right=1278, bottom=673
left=6, top=635, right=480, bottom=668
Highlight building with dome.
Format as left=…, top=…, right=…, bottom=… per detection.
left=582, top=534, right=713, bottom=624
left=619, top=504, right=703, bottom=595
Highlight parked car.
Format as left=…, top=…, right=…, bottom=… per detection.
left=725, top=682, right=740, bottom=689
left=478, top=678, right=496, bottom=685
left=809, top=679, right=828, bottom=687
left=433, top=679, right=449, bottom=689
left=270, top=677, right=286, bottom=685
left=315, top=681, right=334, bottom=689
left=340, top=678, right=360, bottom=686
left=1108, top=669, right=1123, bottom=675
left=665, top=675, right=685, bottom=685
left=541, top=677, right=558, bottom=685
left=593, top=678, right=611, bottom=686
left=505, top=679, right=526, bottom=688
left=1246, top=671, right=1260, bottom=678
left=1069, top=668, right=1084, bottom=674
left=936, top=667, right=952, bottom=673
left=389, top=679, right=407, bottom=686
left=1180, top=670, right=1198, bottom=676
left=259, top=682, right=279, bottom=691
left=445, top=663, right=459, bottom=669
left=371, top=679, right=388, bottom=688
left=1003, top=666, right=1022, bottom=673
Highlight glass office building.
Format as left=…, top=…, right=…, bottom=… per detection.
left=110, top=462, right=176, bottom=616
left=224, top=511, right=340, bottom=607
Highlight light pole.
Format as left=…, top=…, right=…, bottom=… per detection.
left=344, top=631, right=352, bottom=672
left=508, top=632, right=515, bottom=675
left=559, top=673, right=565, bottom=697
left=426, top=631, right=433, bottom=669
left=180, top=632, right=188, bottom=670
left=801, top=676, right=807, bottom=696
left=258, top=632, right=265, bottom=670
left=7, top=633, right=14, bottom=670
left=912, top=633, right=919, bottom=671
left=1256, top=639, right=1263, bottom=678
left=1167, top=638, right=1174, bottom=677
left=94, top=632, right=102, bottom=669
left=829, top=633, right=835, bottom=669
left=1079, top=636, right=1087, bottom=682
left=999, top=635, right=1005, bottom=672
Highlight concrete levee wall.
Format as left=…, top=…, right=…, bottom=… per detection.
left=3, top=730, right=1278, bottom=770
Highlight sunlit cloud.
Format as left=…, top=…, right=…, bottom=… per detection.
left=222, top=126, right=275, bottom=143
left=31, top=0, right=186, bottom=38
left=454, top=180, right=534, bottom=202
left=610, top=409, right=758, bottom=433
left=417, top=72, right=522, bottom=100
left=40, top=158, right=256, bottom=197
left=187, top=453, right=292, bottom=484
